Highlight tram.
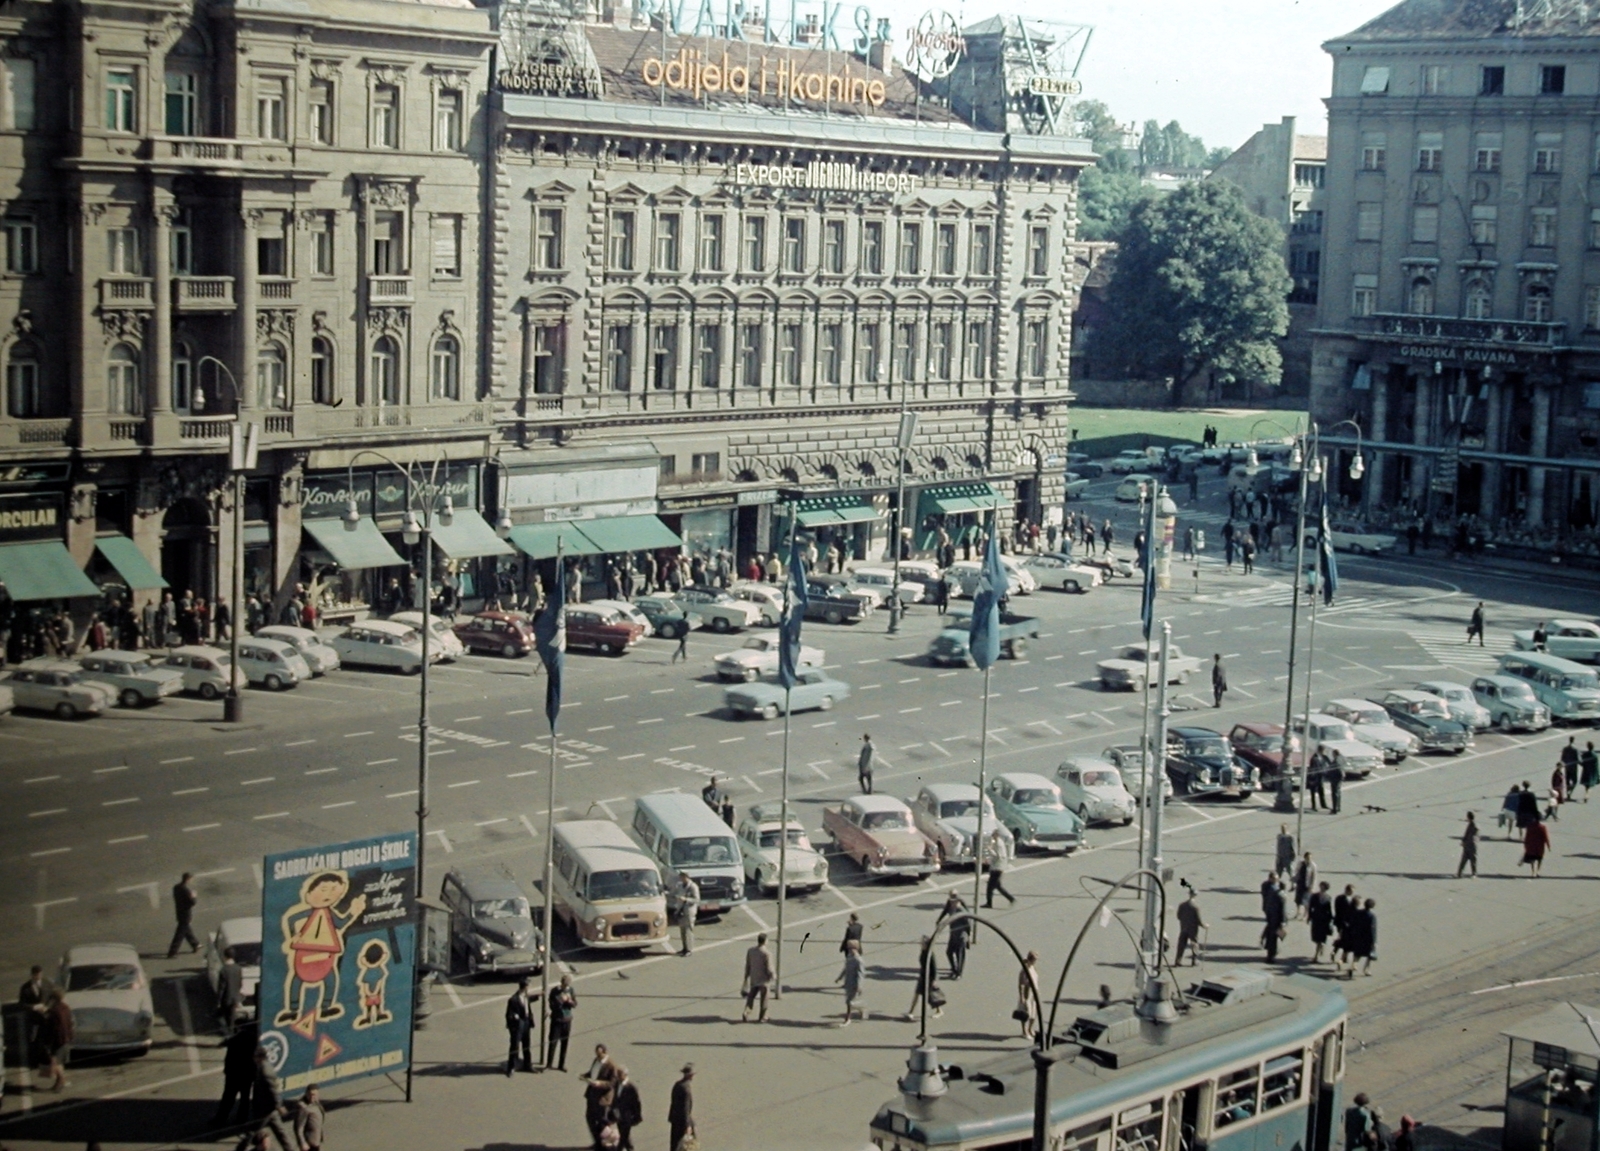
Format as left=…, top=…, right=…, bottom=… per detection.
left=869, top=970, right=1348, bottom=1151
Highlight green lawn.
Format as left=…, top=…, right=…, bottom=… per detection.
left=1068, top=407, right=1309, bottom=459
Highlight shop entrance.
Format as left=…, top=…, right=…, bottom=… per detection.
left=1014, top=476, right=1039, bottom=533
left=160, top=498, right=211, bottom=599
left=737, top=505, right=761, bottom=569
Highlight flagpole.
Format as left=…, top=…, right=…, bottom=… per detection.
left=972, top=660, right=992, bottom=930
left=969, top=510, right=1000, bottom=937
left=1134, top=488, right=1157, bottom=878
left=538, top=540, right=563, bottom=1070
left=777, top=682, right=791, bottom=998
left=1297, top=471, right=1324, bottom=849
left=775, top=508, right=805, bottom=1000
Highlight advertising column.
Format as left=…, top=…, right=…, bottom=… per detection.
left=1154, top=495, right=1176, bottom=591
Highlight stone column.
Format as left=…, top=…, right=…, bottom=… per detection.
left=1527, top=383, right=1552, bottom=526
left=150, top=196, right=175, bottom=422
left=237, top=208, right=261, bottom=410
left=1480, top=380, right=1504, bottom=520
left=1411, top=371, right=1433, bottom=504
left=1364, top=368, right=1389, bottom=514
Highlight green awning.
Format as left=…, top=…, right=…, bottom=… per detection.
left=830, top=503, right=881, bottom=525
left=506, top=522, right=606, bottom=560
left=924, top=494, right=981, bottom=514
left=95, top=534, right=168, bottom=590
left=922, top=482, right=1003, bottom=515
left=303, top=517, right=406, bottom=570
left=797, top=508, right=846, bottom=527
left=574, top=515, right=682, bottom=554
left=0, top=541, right=102, bottom=601
left=795, top=495, right=881, bottom=529
left=429, top=510, right=514, bottom=559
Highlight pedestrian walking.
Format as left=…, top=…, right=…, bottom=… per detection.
left=1341, top=899, right=1377, bottom=978
left=1241, top=534, right=1256, bottom=575
left=675, top=872, right=700, bottom=956
left=167, top=871, right=201, bottom=957
left=1466, top=602, right=1485, bottom=646
left=582, top=1045, right=618, bottom=1149
left=1174, top=889, right=1206, bottom=966
left=719, top=796, right=734, bottom=827
left=668, top=1064, right=696, bottom=1151
left=905, top=937, right=945, bottom=1020
left=932, top=575, right=949, bottom=615
left=1548, top=765, right=1566, bottom=820
left=1452, top=810, right=1481, bottom=878
left=1523, top=817, right=1551, bottom=878
left=1307, top=749, right=1329, bottom=811
left=1016, top=951, right=1041, bottom=1039
left=1329, top=767, right=1342, bottom=814
left=945, top=906, right=971, bottom=979
left=39, top=989, right=72, bottom=1093
left=1581, top=742, right=1599, bottom=800
left=1261, top=874, right=1286, bottom=962
left=671, top=625, right=688, bottom=664
left=836, top=939, right=864, bottom=1025
left=217, top=946, right=245, bottom=1027
left=293, top=1085, right=326, bottom=1151
left=1274, top=824, right=1296, bottom=877
left=983, top=840, right=1015, bottom=907
left=741, top=933, right=774, bottom=1022
left=236, top=1045, right=295, bottom=1151
left=1183, top=526, right=1196, bottom=561
left=1212, top=654, right=1228, bottom=708
left=610, top=1066, right=643, bottom=1151
left=1332, top=885, right=1358, bottom=964
left=214, top=1018, right=259, bottom=1126
left=1516, top=781, right=1540, bottom=832
left=505, top=978, right=535, bottom=1075
left=1499, top=783, right=1522, bottom=837
left=1293, top=852, right=1317, bottom=917
left=17, top=964, right=51, bottom=1071
left=1308, top=882, right=1334, bottom=962
left=858, top=732, right=875, bottom=794
left=1102, top=520, right=1115, bottom=555
left=547, top=974, right=576, bottom=1070
left=1561, top=737, right=1581, bottom=796
left=840, top=911, right=864, bottom=954
left=1532, top=621, right=1549, bottom=651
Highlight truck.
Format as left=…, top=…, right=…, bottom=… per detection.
left=927, top=612, right=1041, bottom=666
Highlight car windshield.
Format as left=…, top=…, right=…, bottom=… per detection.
left=1013, top=788, right=1064, bottom=808
left=1317, top=720, right=1357, bottom=741
left=1080, top=771, right=1121, bottom=788
left=587, top=869, right=661, bottom=901
left=758, top=828, right=808, bottom=849
left=939, top=799, right=981, bottom=819
left=1502, top=683, right=1537, bottom=701
left=1404, top=698, right=1449, bottom=718
left=1560, top=672, right=1600, bottom=690
left=229, top=942, right=263, bottom=966
left=1347, top=706, right=1387, bottom=725
left=1185, top=738, right=1229, bottom=759
left=1435, top=687, right=1468, bottom=702
left=66, top=963, right=141, bottom=992
left=861, top=810, right=909, bottom=830
left=1236, top=730, right=1279, bottom=750
left=473, top=898, right=530, bottom=919
left=670, top=836, right=738, bottom=866
left=1108, top=748, right=1143, bottom=767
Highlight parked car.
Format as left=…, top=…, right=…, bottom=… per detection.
left=1288, top=714, right=1382, bottom=779
left=1108, top=449, right=1151, bottom=475
left=729, top=582, right=784, bottom=625
left=809, top=573, right=882, bottom=612
left=0, top=681, right=13, bottom=720
left=78, top=650, right=185, bottom=708
left=1512, top=619, right=1600, bottom=663
left=1020, top=552, right=1102, bottom=593
left=633, top=595, right=701, bottom=639
left=802, top=579, right=868, bottom=625
left=588, top=599, right=655, bottom=639
left=255, top=625, right=343, bottom=675
left=235, top=638, right=311, bottom=691
left=821, top=794, right=936, bottom=880
left=944, top=560, right=1032, bottom=599
left=892, top=560, right=947, bottom=595
left=1328, top=528, right=1398, bottom=555
left=59, top=943, right=153, bottom=1056
left=909, top=783, right=1015, bottom=868
left=1413, top=680, right=1493, bottom=731
left=1319, top=698, right=1417, bottom=761
left=715, top=635, right=824, bottom=682
left=724, top=669, right=850, bottom=719
left=988, top=772, right=1087, bottom=849
left=1114, top=474, right=1156, bottom=502
left=1374, top=690, right=1472, bottom=754
left=329, top=619, right=435, bottom=673
left=1096, top=642, right=1203, bottom=691
left=1496, top=651, right=1600, bottom=724
left=1099, top=744, right=1171, bottom=803
left=1063, top=473, right=1091, bottom=498
left=440, top=868, right=544, bottom=977
left=564, top=607, right=645, bottom=654
left=203, top=917, right=262, bottom=1015
left=453, top=611, right=536, bottom=658
left=6, top=658, right=115, bottom=719
left=1470, top=674, right=1553, bottom=733
left=386, top=612, right=467, bottom=661
left=1164, top=726, right=1260, bottom=799
left=927, top=612, right=1040, bottom=665
left=1228, top=722, right=1298, bottom=785
left=1052, top=758, right=1136, bottom=826
left=737, top=803, right=829, bottom=894
left=1081, top=552, right=1136, bottom=580
left=162, top=646, right=234, bottom=699
left=677, top=585, right=764, bottom=632
left=850, top=566, right=925, bottom=605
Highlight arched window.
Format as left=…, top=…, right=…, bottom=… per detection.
left=172, top=341, right=194, bottom=413
left=256, top=342, right=288, bottom=409
left=431, top=334, right=460, bottom=400
left=1525, top=282, right=1553, bottom=323
left=1408, top=276, right=1435, bottom=316
left=310, top=337, right=334, bottom=405
left=371, top=335, right=400, bottom=405
left=7, top=342, right=40, bottom=418
left=107, top=343, right=142, bottom=415
left=1465, top=278, right=1492, bottom=320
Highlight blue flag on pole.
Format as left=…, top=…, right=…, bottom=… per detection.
left=969, top=521, right=1005, bottom=670
left=533, top=559, right=566, bottom=729
left=1139, top=510, right=1157, bottom=642
left=777, top=533, right=809, bottom=689
left=1318, top=490, right=1339, bottom=606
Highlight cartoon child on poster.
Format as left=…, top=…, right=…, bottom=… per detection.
left=274, top=870, right=367, bottom=1027
left=351, top=939, right=393, bottom=1031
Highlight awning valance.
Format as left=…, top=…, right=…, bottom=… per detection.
left=0, top=541, right=101, bottom=601
left=303, top=517, right=406, bottom=570
left=921, top=483, right=1003, bottom=515
left=796, top=495, right=881, bottom=529
left=428, top=510, right=514, bottom=559
left=506, top=522, right=606, bottom=560
left=573, top=515, right=682, bottom=554
left=95, top=534, right=168, bottom=590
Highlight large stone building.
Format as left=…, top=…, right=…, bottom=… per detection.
left=1313, top=0, right=1600, bottom=534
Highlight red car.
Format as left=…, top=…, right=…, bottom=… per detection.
left=1228, top=722, right=1298, bottom=785
left=453, top=611, right=535, bottom=658
left=564, top=607, right=645, bottom=655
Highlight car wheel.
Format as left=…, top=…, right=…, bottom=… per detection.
left=1173, top=774, right=1189, bottom=797
left=198, top=682, right=220, bottom=701
left=824, top=608, right=844, bottom=625
left=761, top=703, right=780, bottom=720
left=405, top=663, right=422, bottom=676
left=599, top=642, right=615, bottom=655
left=264, top=674, right=284, bottom=692
left=1064, top=580, right=1080, bottom=594
left=1078, top=805, right=1090, bottom=824
left=861, top=856, right=873, bottom=874
left=711, top=616, right=730, bottom=633
left=744, top=668, right=759, bottom=682
left=1009, top=638, right=1028, bottom=659
left=501, top=642, right=518, bottom=659
left=119, top=688, right=142, bottom=709
left=1496, top=713, right=1513, bottom=733
left=54, top=701, right=77, bottom=720
left=818, top=695, right=834, bottom=711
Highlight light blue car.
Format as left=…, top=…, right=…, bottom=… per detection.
left=724, top=669, right=851, bottom=720
left=986, top=772, right=1084, bottom=853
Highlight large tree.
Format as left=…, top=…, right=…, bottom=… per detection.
left=1090, top=181, right=1291, bottom=405
left=1076, top=166, right=1156, bottom=241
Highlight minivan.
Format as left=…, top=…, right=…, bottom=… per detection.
left=550, top=820, right=668, bottom=950
left=1495, top=652, right=1600, bottom=725
left=630, top=792, right=745, bottom=917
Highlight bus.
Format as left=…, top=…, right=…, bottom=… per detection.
left=868, top=969, right=1347, bottom=1151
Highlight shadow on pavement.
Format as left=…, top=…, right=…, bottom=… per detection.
left=0, top=1096, right=220, bottom=1146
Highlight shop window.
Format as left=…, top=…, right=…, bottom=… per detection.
left=256, top=342, right=288, bottom=409
left=310, top=337, right=335, bottom=404
left=107, top=343, right=142, bottom=415
left=431, top=335, right=460, bottom=400
left=6, top=342, right=39, bottom=417
left=371, top=335, right=401, bottom=404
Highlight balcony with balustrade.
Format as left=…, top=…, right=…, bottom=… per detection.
left=0, top=418, right=73, bottom=451
left=1360, top=313, right=1567, bottom=348
left=98, top=278, right=153, bottom=309
left=367, top=276, right=415, bottom=304
left=174, top=276, right=236, bottom=311
left=258, top=277, right=296, bottom=303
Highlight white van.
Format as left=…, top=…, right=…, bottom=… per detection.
left=630, top=792, right=745, bottom=916
left=550, top=820, right=668, bottom=950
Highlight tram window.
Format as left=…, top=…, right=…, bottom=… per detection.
left=1116, top=1099, right=1164, bottom=1151
left=1062, top=1116, right=1112, bottom=1151
left=1261, top=1051, right=1305, bottom=1112
left=1213, top=1066, right=1260, bottom=1128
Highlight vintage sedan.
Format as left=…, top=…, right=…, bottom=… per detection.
left=1471, top=675, right=1553, bottom=733
left=1164, top=726, right=1260, bottom=799
left=809, top=573, right=883, bottom=612
left=78, top=651, right=185, bottom=708
left=1114, top=474, right=1156, bottom=502
left=1097, top=642, right=1203, bottom=692
left=1066, top=453, right=1104, bottom=478
left=1413, top=681, right=1493, bottom=731
left=1228, top=722, right=1299, bottom=785
left=386, top=612, right=467, bottom=661
left=203, top=917, right=262, bottom=1014
left=1375, top=690, right=1472, bottom=754
left=1108, top=449, right=1152, bottom=475
left=1063, top=472, right=1091, bottom=499
left=453, top=611, right=536, bottom=658
left=714, top=635, right=824, bottom=682
left=1052, top=758, right=1136, bottom=827
left=588, top=599, right=655, bottom=639
left=1319, top=698, right=1417, bottom=762
left=1020, top=552, right=1102, bottom=594
left=729, top=582, right=784, bottom=625
left=1080, top=552, right=1136, bottom=580
left=564, top=607, right=645, bottom=655
left=737, top=803, right=829, bottom=894
left=989, top=773, right=1085, bottom=850
left=821, top=794, right=936, bottom=880
left=162, top=646, right=233, bottom=698
left=1512, top=619, right=1600, bottom=663
left=60, top=943, right=153, bottom=1057
left=6, top=659, right=115, bottom=719
left=909, top=783, right=1015, bottom=868
left=633, top=595, right=700, bottom=640
left=802, top=580, right=868, bottom=624
left=255, top=625, right=343, bottom=675
left=440, top=869, right=544, bottom=977
left=330, top=619, right=435, bottom=673
left=1289, top=714, right=1382, bottom=779
left=850, top=566, right=926, bottom=606
left=0, top=682, right=12, bottom=720
left=944, top=560, right=1034, bottom=599
left=677, top=585, right=764, bottom=632
left=236, top=638, right=311, bottom=691
left=1329, top=528, right=1398, bottom=555
left=724, top=669, right=850, bottom=719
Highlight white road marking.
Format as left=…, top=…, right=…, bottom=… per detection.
left=823, top=883, right=857, bottom=909
left=606, top=695, right=630, bottom=701
left=1473, top=971, right=1600, bottom=996
left=617, top=754, right=645, bottom=761
left=651, top=688, right=675, bottom=694
left=901, top=742, right=923, bottom=749
left=24, top=775, right=61, bottom=784
left=588, top=725, right=616, bottom=732
left=940, top=701, right=961, bottom=707
left=670, top=744, right=696, bottom=751
left=741, top=903, right=771, bottom=931
left=304, top=768, right=337, bottom=776
left=107, top=834, right=149, bottom=846
left=813, top=721, right=837, bottom=727
left=742, top=774, right=766, bottom=792
left=1091, top=712, right=1116, bottom=726
left=899, top=677, right=921, bottom=684
left=184, top=823, right=221, bottom=832
left=253, top=811, right=289, bottom=821
left=344, top=731, right=375, bottom=738
left=858, top=658, right=880, bottom=664
left=223, top=747, right=258, bottom=756
left=429, top=829, right=453, bottom=853
left=757, top=767, right=784, bottom=776
left=928, top=741, right=951, bottom=756
left=1018, top=686, right=1040, bottom=693
left=507, top=769, right=539, bottom=778
left=720, top=736, right=745, bottom=743
left=1078, top=650, right=1097, bottom=656
left=240, top=777, right=274, bottom=786
left=861, top=683, right=881, bottom=690
left=368, top=757, right=398, bottom=766
left=1233, top=687, right=1257, bottom=698
left=594, top=799, right=618, bottom=820
left=1045, top=654, right=1064, bottom=661
left=102, top=797, right=139, bottom=807
left=160, top=756, right=194, bottom=765
left=806, top=764, right=830, bottom=779
left=455, top=716, right=482, bottom=722
left=1028, top=720, right=1063, bottom=735
left=323, top=801, right=356, bottom=809
left=900, top=706, right=922, bottom=713
left=34, top=897, right=77, bottom=929
left=506, top=707, right=535, bottom=715
left=388, top=789, right=419, bottom=799
left=518, top=815, right=540, bottom=838
left=856, top=714, right=880, bottom=720
left=448, top=779, right=480, bottom=788
left=285, top=739, right=317, bottom=747
left=29, top=808, right=66, bottom=818
left=638, top=718, right=663, bottom=725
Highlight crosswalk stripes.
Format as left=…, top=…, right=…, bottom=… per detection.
left=1401, top=627, right=1509, bottom=673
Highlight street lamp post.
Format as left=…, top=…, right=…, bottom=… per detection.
left=198, top=356, right=249, bottom=723
left=888, top=387, right=916, bottom=634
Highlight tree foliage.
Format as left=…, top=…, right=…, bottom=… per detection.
left=1138, top=119, right=1213, bottom=171
left=1089, top=181, right=1290, bottom=404
left=1077, top=166, right=1156, bottom=242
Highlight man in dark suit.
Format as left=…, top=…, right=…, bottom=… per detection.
left=669, top=1064, right=695, bottom=1151
left=214, top=1018, right=259, bottom=1127
left=168, top=872, right=200, bottom=957
left=505, top=978, right=534, bottom=1075
left=611, top=1065, right=643, bottom=1150
left=217, top=947, right=245, bottom=1028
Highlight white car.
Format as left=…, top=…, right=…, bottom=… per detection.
left=1096, top=642, right=1204, bottom=691
left=387, top=612, right=468, bottom=661
left=77, top=650, right=185, bottom=707
left=1115, top=474, right=1156, bottom=502
left=0, top=681, right=12, bottom=720
left=1319, top=698, right=1416, bottom=762
left=730, top=582, right=784, bottom=625
left=908, top=782, right=1014, bottom=869
left=5, top=658, right=116, bottom=719
left=163, top=645, right=234, bottom=699
left=1290, top=714, right=1383, bottom=778
left=1021, top=552, right=1102, bottom=594
left=1512, top=619, right=1600, bottom=663
left=736, top=803, right=829, bottom=893
left=714, top=635, right=824, bottom=682
left=1055, top=757, right=1137, bottom=825
left=587, top=600, right=655, bottom=639
left=1108, top=449, right=1151, bottom=474
left=255, top=625, right=342, bottom=675
left=850, top=566, right=925, bottom=605
left=676, top=585, right=764, bottom=632
left=235, top=637, right=311, bottom=691
left=1329, top=528, right=1397, bottom=555
left=1414, top=680, right=1493, bottom=731
left=944, top=560, right=1035, bottom=598
left=204, top=916, right=263, bottom=1015
left=1064, top=472, right=1091, bottom=498
left=59, top=943, right=153, bottom=1056
left=329, top=619, right=436, bottom=674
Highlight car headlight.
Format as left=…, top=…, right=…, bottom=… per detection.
left=1023, top=822, right=1037, bottom=839
left=653, top=915, right=666, bottom=928
left=813, top=859, right=827, bottom=877
left=591, top=917, right=606, bottom=937
left=478, top=939, right=494, bottom=958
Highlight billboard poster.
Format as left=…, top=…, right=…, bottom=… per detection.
left=258, top=832, right=417, bottom=1095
